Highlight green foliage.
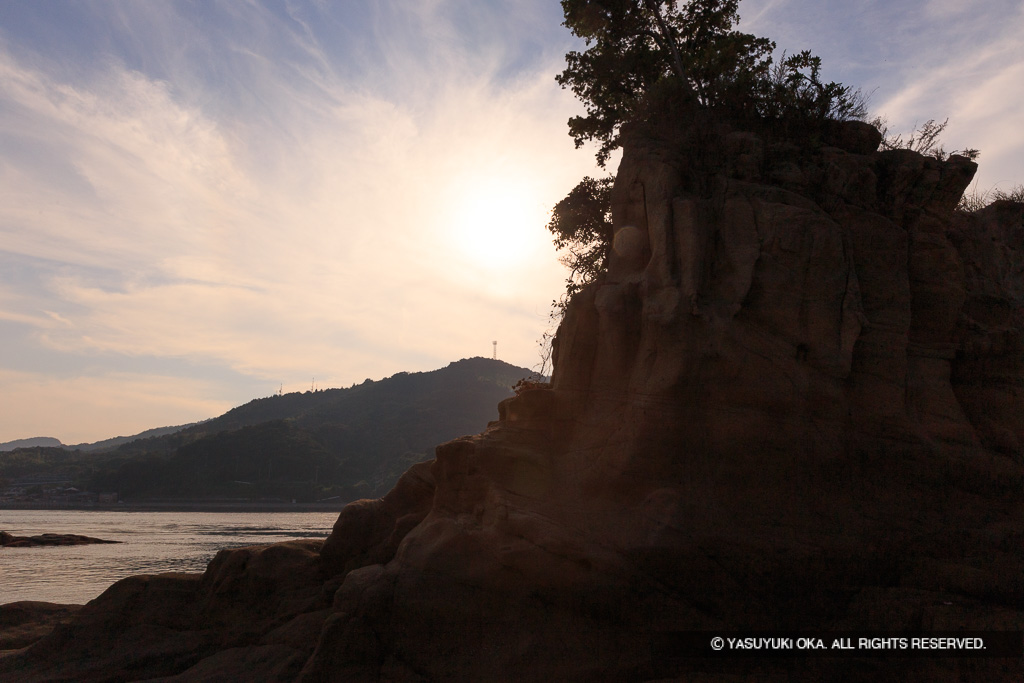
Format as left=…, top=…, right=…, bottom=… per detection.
left=872, top=117, right=980, bottom=161
left=547, top=175, right=614, bottom=299
left=958, top=183, right=1024, bottom=213
left=549, top=0, right=867, bottom=311
left=763, top=50, right=867, bottom=122
left=0, top=447, right=86, bottom=479
left=91, top=421, right=335, bottom=501
left=556, top=0, right=865, bottom=167
left=995, top=185, right=1024, bottom=203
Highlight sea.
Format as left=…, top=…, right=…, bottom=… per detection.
left=0, top=509, right=339, bottom=605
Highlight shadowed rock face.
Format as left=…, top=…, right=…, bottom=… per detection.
left=0, top=603, right=82, bottom=651
left=1, top=540, right=331, bottom=682
left=3, top=117, right=1022, bottom=681
left=299, top=117, right=1023, bottom=681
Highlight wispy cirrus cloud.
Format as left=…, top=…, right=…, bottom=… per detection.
left=0, top=0, right=595, bottom=443
left=869, top=3, right=1024, bottom=189
left=742, top=0, right=1024, bottom=190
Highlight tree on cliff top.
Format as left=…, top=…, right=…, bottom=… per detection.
left=547, top=0, right=866, bottom=303
left=556, top=0, right=866, bottom=167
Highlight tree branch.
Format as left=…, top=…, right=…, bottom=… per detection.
left=641, top=0, right=694, bottom=97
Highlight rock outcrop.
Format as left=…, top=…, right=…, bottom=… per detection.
left=2, top=114, right=1022, bottom=682
left=0, top=603, right=81, bottom=652
left=1, top=540, right=330, bottom=681
left=0, top=532, right=120, bottom=548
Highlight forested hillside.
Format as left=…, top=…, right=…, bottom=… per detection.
left=1, top=358, right=532, bottom=504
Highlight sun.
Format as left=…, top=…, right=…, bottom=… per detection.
left=446, top=176, right=549, bottom=271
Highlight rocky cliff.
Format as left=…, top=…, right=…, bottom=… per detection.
left=2, top=116, right=1022, bottom=682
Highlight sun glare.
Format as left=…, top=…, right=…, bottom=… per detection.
left=447, top=177, right=549, bottom=271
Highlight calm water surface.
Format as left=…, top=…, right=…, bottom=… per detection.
left=1, top=510, right=338, bottom=605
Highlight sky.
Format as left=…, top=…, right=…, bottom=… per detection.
left=1, top=0, right=1022, bottom=445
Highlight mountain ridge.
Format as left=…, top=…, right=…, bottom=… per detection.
left=0, top=437, right=63, bottom=452
left=1, top=423, right=200, bottom=454
left=0, top=357, right=537, bottom=502
left=3, top=357, right=535, bottom=455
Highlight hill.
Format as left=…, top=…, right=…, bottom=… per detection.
left=69, top=424, right=199, bottom=453
left=0, top=437, right=62, bottom=452
left=1, top=357, right=535, bottom=504
left=2, top=424, right=197, bottom=455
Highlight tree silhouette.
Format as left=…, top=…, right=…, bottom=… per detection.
left=547, top=175, right=614, bottom=300
left=549, top=0, right=866, bottom=303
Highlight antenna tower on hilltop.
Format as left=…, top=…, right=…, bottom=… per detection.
left=492, top=341, right=497, bottom=360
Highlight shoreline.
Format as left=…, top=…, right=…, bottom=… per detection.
left=0, top=501, right=350, bottom=513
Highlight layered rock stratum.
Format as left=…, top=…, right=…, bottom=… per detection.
left=2, top=115, right=1022, bottom=681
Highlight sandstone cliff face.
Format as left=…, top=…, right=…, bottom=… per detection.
left=3, top=118, right=1022, bottom=682
left=303, top=118, right=1024, bottom=680
left=949, top=200, right=1024, bottom=457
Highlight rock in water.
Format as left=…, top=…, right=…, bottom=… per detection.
left=2, top=116, right=1022, bottom=681
left=0, top=532, right=121, bottom=547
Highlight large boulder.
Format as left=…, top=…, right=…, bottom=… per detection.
left=0, top=540, right=329, bottom=682
left=0, top=603, right=82, bottom=652
left=319, top=460, right=435, bottom=577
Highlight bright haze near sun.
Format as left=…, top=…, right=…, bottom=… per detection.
left=1, top=0, right=1021, bottom=444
